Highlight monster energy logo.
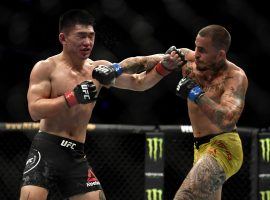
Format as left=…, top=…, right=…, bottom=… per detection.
left=260, top=190, right=270, bottom=200
left=147, top=137, right=163, bottom=161
left=260, top=138, right=270, bottom=162
left=146, top=188, right=163, bottom=200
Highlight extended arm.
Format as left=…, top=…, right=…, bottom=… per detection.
left=119, top=54, right=163, bottom=73
left=113, top=67, right=162, bottom=91
left=120, top=46, right=188, bottom=73
left=92, top=46, right=186, bottom=85
left=113, top=50, right=184, bottom=90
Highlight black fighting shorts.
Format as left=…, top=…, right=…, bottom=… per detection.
left=22, top=131, right=102, bottom=198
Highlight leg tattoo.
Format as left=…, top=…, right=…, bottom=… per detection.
left=174, top=154, right=226, bottom=200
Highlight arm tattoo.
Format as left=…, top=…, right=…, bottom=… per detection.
left=197, top=82, right=246, bottom=131
left=120, top=54, right=163, bottom=74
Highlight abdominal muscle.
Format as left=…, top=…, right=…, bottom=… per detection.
left=188, top=102, right=224, bottom=137
left=39, top=103, right=95, bottom=143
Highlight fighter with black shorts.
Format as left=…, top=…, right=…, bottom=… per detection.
left=22, top=132, right=102, bottom=198
left=20, top=9, right=181, bottom=200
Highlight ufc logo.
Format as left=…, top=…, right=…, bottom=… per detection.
left=98, top=66, right=110, bottom=73
left=26, top=157, right=35, bottom=165
left=61, top=140, right=76, bottom=149
left=190, top=88, right=200, bottom=95
left=81, top=85, right=91, bottom=100
left=176, top=83, right=181, bottom=91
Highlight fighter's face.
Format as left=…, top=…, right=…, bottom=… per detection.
left=62, top=24, right=95, bottom=60
left=194, top=35, right=220, bottom=72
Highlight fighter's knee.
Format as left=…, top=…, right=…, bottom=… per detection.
left=19, top=191, right=30, bottom=200
left=20, top=186, right=48, bottom=200
left=99, top=190, right=106, bottom=200
left=20, top=191, right=38, bottom=200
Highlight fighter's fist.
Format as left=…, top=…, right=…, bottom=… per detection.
left=92, top=63, right=123, bottom=85
left=64, top=80, right=97, bottom=107
left=165, top=46, right=187, bottom=68
left=176, top=77, right=204, bottom=104
left=155, top=46, right=187, bottom=76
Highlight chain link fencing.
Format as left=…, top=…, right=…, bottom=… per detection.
left=0, top=123, right=258, bottom=200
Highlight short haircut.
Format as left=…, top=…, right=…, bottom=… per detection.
left=198, top=25, right=231, bottom=52
left=59, top=9, right=95, bottom=33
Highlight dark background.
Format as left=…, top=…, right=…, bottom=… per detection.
left=0, top=0, right=269, bottom=128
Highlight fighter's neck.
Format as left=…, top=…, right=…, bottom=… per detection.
left=60, top=51, right=85, bottom=70
left=202, top=60, right=228, bottom=82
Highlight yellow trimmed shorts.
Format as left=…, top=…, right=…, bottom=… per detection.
left=193, top=132, right=243, bottom=179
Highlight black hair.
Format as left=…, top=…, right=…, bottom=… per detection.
left=59, top=9, right=95, bottom=33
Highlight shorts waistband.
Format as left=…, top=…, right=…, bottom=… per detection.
left=35, top=131, right=84, bottom=151
left=194, top=129, right=237, bottom=150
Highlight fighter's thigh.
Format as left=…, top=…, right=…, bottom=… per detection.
left=69, top=190, right=106, bottom=200
left=20, top=185, right=48, bottom=200
left=213, top=187, right=222, bottom=200
left=175, top=154, right=226, bottom=200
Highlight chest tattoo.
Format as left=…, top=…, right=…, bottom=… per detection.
left=202, top=76, right=233, bottom=94
left=203, top=82, right=225, bottom=93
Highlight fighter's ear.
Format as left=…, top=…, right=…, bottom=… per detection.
left=217, top=49, right=226, bottom=61
left=59, top=33, right=66, bottom=45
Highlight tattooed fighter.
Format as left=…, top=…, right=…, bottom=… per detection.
left=172, top=24, right=248, bottom=200
left=92, top=24, right=248, bottom=200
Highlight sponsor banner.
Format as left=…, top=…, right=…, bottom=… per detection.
left=260, top=190, right=270, bottom=200
left=145, top=132, right=164, bottom=200
left=259, top=133, right=270, bottom=199
left=260, top=136, right=270, bottom=163
left=146, top=137, right=163, bottom=162
left=145, top=132, right=164, bottom=167
left=259, top=133, right=270, bottom=183
left=145, top=132, right=164, bottom=174
left=145, top=188, right=163, bottom=200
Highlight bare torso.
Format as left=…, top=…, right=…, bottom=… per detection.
left=38, top=54, right=105, bottom=142
left=184, top=60, right=246, bottom=137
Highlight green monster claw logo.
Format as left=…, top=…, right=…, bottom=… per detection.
left=260, top=138, right=270, bottom=162
left=147, top=137, right=163, bottom=161
left=260, top=190, right=270, bottom=200
left=146, top=188, right=163, bottom=200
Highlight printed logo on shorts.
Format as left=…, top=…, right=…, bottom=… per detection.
left=60, top=140, right=76, bottom=149
left=23, top=149, right=41, bottom=174
left=207, top=147, right=217, bottom=157
left=214, top=140, right=232, bottom=161
left=86, top=169, right=100, bottom=187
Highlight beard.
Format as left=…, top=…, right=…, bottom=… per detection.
left=196, top=63, right=212, bottom=72
left=196, top=65, right=208, bottom=71
left=196, top=60, right=217, bottom=72
left=196, top=62, right=226, bottom=76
